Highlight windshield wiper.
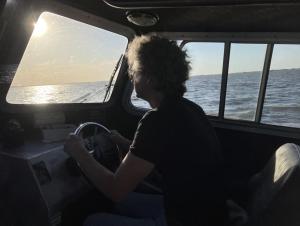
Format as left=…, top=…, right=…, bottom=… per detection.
left=71, top=87, right=107, bottom=103
left=103, top=54, right=124, bottom=102
left=72, top=54, right=124, bottom=103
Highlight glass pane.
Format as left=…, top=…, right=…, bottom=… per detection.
left=6, top=12, right=127, bottom=104
left=261, top=44, right=300, bottom=128
left=183, top=42, right=223, bottom=116
left=225, top=44, right=267, bottom=121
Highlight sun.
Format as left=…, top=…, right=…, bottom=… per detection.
left=32, top=18, right=47, bottom=37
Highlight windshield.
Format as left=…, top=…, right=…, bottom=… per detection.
left=6, top=12, right=128, bottom=104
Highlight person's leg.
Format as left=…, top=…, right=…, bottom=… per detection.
left=83, top=192, right=167, bottom=226
left=114, top=192, right=167, bottom=226
left=84, top=213, right=156, bottom=226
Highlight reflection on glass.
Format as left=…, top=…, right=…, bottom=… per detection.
left=261, top=44, right=300, bottom=128
left=225, top=44, right=267, bottom=121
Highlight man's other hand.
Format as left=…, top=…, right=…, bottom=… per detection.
left=64, top=133, right=86, bottom=159
left=110, top=130, right=131, bottom=149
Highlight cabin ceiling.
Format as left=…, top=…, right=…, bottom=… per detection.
left=2, top=0, right=300, bottom=64
left=57, top=0, right=300, bottom=32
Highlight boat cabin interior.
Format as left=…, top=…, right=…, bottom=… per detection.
left=1, top=0, right=300, bottom=226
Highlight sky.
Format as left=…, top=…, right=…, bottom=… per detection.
left=185, top=42, right=300, bottom=76
left=12, top=12, right=127, bottom=86
left=11, top=12, right=300, bottom=86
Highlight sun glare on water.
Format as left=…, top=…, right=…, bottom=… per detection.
left=30, top=85, right=56, bottom=104
left=32, top=18, right=47, bottom=37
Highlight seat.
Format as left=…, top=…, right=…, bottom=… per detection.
left=246, top=143, right=300, bottom=226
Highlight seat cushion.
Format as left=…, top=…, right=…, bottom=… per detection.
left=227, top=199, right=248, bottom=226
left=247, top=143, right=300, bottom=226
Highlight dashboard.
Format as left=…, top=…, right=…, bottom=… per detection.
left=0, top=130, right=156, bottom=226
left=0, top=140, right=91, bottom=226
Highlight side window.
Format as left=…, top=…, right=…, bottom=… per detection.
left=183, top=42, right=223, bottom=116
left=131, top=42, right=224, bottom=116
left=261, top=44, right=300, bottom=128
left=6, top=12, right=128, bottom=104
left=225, top=44, right=267, bottom=121
left=130, top=40, right=299, bottom=129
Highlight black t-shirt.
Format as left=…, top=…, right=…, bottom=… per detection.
left=130, top=98, right=228, bottom=226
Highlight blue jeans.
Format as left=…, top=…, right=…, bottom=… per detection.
left=84, top=193, right=168, bottom=226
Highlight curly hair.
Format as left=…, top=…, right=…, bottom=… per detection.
left=126, top=35, right=190, bottom=98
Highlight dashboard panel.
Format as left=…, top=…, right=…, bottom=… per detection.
left=0, top=141, right=91, bottom=226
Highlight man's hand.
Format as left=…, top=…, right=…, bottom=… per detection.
left=64, top=133, right=87, bottom=159
left=110, top=130, right=132, bottom=150
left=63, top=133, right=154, bottom=203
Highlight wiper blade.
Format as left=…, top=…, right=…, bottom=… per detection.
left=71, top=54, right=124, bottom=103
left=103, top=54, right=124, bottom=102
left=72, top=87, right=107, bottom=103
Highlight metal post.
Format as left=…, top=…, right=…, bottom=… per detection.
left=255, top=43, right=274, bottom=122
left=219, top=42, right=231, bottom=118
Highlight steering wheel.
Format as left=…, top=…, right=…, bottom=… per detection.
left=72, top=122, right=163, bottom=194
left=74, top=122, right=120, bottom=172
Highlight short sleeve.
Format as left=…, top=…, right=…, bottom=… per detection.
left=129, top=110, right=163, bottom=165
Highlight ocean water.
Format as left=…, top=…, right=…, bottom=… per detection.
left=6, top=68, right=300, bottom=128
left=7, top=81, right=109, bottom=104
left=132, top=69, right=300, bottom=128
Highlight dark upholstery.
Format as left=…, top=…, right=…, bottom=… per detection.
left=246, top=143, right=300, bottom=226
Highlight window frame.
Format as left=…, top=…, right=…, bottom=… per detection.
left=223, top=42, right=269, bottom=122
left=125, top=32, right=300, bottom=132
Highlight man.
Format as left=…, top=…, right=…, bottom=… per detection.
left=64, top=35, right=228, bottom=226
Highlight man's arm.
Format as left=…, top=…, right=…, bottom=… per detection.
left=65, top=134, right=154, bottom=202
left=109, top=130, right=132, bottom=158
